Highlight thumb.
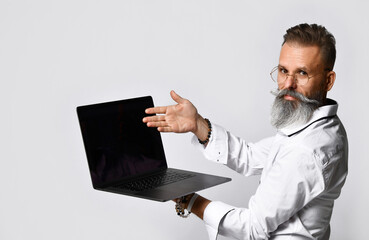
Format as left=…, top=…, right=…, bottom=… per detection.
left=170, top=90, right=185, bottom=104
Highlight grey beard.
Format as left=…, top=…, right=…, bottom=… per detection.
left=270, top=89, right=321, bottom=129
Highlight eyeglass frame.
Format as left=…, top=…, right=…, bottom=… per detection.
left=270, top=65, right=332, bottom=86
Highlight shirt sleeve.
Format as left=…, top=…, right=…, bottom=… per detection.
left=202, top=145, right=326, bottom=239
left=202, top=201, right=235, bottom=240
left=192, top=123, right=274, bottom=176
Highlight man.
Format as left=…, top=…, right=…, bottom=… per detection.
left=143, top=23, right=348, bottom=239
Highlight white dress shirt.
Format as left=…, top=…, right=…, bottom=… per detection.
left=192, top=99, right=348, bottom=240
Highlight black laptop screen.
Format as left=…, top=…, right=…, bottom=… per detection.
left=77, top=96, right=167, bottom=187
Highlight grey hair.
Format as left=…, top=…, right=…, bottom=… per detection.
left=270, top=89, right=320, bottom=129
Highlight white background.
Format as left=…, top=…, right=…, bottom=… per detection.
left=1, top=0, right=368, bottom=239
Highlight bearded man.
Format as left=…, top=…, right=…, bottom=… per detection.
left=143, top=23, right=348, bottom=240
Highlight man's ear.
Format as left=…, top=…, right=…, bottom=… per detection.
left=326, top=71, right=336, bottom=92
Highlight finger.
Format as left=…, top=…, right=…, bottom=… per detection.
left=143, top=115, right=166, bottom=123
left=146, top=121, right=168, bottom=128
left=145, top=106, right=168, bottom=114
left=158, top=126, right=174, bottom=132
left=170, top=90, right=185, bottom=104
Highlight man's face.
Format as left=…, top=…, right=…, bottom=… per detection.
left=278, top=43, right=329, bottom=102
left=270, top=43, right=335, bottom=129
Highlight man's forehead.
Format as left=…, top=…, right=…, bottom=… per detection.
left=279, top=43, right=323, bottom=70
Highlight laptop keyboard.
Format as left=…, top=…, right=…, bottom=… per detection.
left=113, top=171, right=196, bottom=192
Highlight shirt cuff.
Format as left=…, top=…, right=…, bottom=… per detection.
left=191, top=123, right=228, bottom=164
left=203, top=201, right=234, bottom=240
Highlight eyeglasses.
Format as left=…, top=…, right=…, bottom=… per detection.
left=270, top=66, right=331, bottom=86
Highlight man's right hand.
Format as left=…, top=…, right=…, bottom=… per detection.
left=142, top=90, right=210, bottom=142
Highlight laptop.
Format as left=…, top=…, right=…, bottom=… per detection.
left=77, top=96, right=231, bottom=202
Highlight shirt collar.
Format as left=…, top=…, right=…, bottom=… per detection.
left=278, top=98, right=338, bottom=137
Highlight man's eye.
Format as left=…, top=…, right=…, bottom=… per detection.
left=298, top=70, right=308, bottom=76
left=279, top=68, right=287, bottom=74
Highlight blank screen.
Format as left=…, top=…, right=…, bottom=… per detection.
left=77, top=96, right=167, bottom=187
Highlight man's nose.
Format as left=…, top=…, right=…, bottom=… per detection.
left=282, top=74, right=297, bottom=90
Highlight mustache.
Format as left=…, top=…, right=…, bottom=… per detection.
left=270, top=89, right=319, bottom=105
